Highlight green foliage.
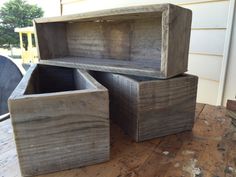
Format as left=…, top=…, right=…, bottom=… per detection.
left=0, top=0, right=44, bottom=48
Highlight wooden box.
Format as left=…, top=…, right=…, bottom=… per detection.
left=90, top=71, right=198, bottom=142
left=8, top=64, right=109, bottom=176
left=34, top=4, right=192, bottom=79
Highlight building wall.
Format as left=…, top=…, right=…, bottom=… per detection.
left=223, top=8, right=236, bottom=105
left=60, top=0, right=231, bottom=105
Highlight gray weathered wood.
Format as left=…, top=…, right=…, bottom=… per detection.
left=8, top=64, right=109, bottom=177
left=34, top=4, right=192, bottom=79
left=90, top=71, right=198, bottom=142
left=226, top=100, right=236, bottom=125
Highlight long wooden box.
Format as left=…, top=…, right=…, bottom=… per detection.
left=91, top=71, right=198, bottom=142
left=34, top=4, right=192, bottom=79
left=8, top=64, right=109, bottom=177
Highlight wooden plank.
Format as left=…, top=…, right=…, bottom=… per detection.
left=2, top=104, right=236, bottom=177
left=227, top=100, right=236, bottom=111
left=40, top=57, right=162, bottom=78
left=0, top=119, right=21, bottom=177
left=165, top=5, right=192, bottom=77
left=226, top=100, right=236, bottom=124
left=34, top=4, right=167, bottom=23
left=91, top=72, right=198, bottom=142
left=34, top=22, right=69, bottom=59
left=34, top=4, right=191, bottom=78
left=138, top=74, right=198, bottom=141
left=66, top=18, right=162, bottom=61
left=8, top=64, right=109, bottom=176
left=90, top=71, right=140, bottom=140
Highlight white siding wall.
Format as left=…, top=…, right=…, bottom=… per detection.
left=61, top=0, right=231, bottom=105
left=223, top=8, right=236, bottom=105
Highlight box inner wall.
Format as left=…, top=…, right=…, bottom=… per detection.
left=24, top=65, right=95, bottom=94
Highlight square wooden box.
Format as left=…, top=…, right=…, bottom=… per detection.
left=8, top=64, right=109, bottom=176
left=34, top=3, right=192, bottom=79
left=91, top=71, right=198, bottom=142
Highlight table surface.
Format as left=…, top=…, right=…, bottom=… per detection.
left=1, top=103, right=236, bottom=177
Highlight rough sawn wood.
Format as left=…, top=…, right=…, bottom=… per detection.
left=91, top=71, right=198, bottom=142
left=34, top=3, right=192, bottom=78
left=8, top=64, right=110, bottom=177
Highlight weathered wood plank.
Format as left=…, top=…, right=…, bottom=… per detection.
left=40, top=57, right=162, bottom=78
left=138, top=75, right=198, bottom=141
left=34, top=22, right=69, bottom=60
left=1, top=104, right=236, bottom=177
left=226, top=100, right=236, bottom=111
left=8, top=64, right=109, bottom=177
left=34, top=4, right=192, bottom=78
left=91, top=72, right=198, bottom=142
left=165, top=5, right=192, bottom=77
left=226, top=100, right=236, bottom=125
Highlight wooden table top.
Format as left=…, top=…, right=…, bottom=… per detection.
left=1, top=103, right=236, bottom=177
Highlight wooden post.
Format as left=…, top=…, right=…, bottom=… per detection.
left=27, top=32, right=33, bottom=62
left=19, top=32, right=23, bottom=51
left=27, top=32, right=33, bottom=50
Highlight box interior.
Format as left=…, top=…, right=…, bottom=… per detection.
left=37, top=13, right=163, bottom=73
left=24, top=65, right=95, bottom=94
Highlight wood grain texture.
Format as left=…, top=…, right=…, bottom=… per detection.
left=66, top=18, right=162, bottom=61
left=2, top=104, right=236, bottom=177
left=226, top=100, right=236, bottom=112
left=8, top=64, right=109, bottom=177
left=34, top=4, right=192, bottom=79
left=34, top=22, right=69, bottom=60
left=165, top=5, right=192, bottom=77
left=40, top=57, right=162, bottom=80
left=91, top=71, right=198, bottom=142
left=226, top=100, right=236, bottom=125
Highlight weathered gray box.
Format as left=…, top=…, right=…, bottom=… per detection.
left=34, top=4, right=192, bottom=79
left=8, top=64, right=109, bottom=176
left=91, top=71, right=198, bottom=142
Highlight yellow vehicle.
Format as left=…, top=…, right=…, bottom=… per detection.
left=14, top=27, right=38, bottom=64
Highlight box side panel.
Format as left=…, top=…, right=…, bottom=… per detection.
left=9, top=64, right=37, bottom=99
left=34, top=22, right=69, bottom=59
left=35, top=4, right=171, bottom=78
left=91, top=72, right=139, bottom=140
left=138, top=75, right=198, bottom=141
left=74, top=69, right=107, bottom=90
left=35, top=4, right=167, bottom=23
left=74, top=69, right=96, bottom=89
left=9, top=90, right=109, bottom=176
left=162, top=5, right=192, bottom=78
left=67, top=17, right=162, bottom=62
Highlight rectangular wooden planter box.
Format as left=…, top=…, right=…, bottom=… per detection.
left=91, top=71, right=198, bottom=142
left=8, top=64, right=109, bottom=177
left=34, top=3, right=192, bottom=79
